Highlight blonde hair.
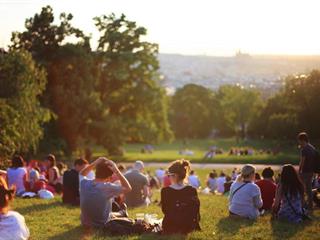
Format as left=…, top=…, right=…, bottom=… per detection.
left=236, top=164, right=256, bottom=182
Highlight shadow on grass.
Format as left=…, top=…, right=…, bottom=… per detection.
left=216, top=216, right=255, bottom=236
left=47, top=226, right=89, bottom=240
left=15, top=200, right=74, bottom=215
left=270, top=219, right=307, bottom=240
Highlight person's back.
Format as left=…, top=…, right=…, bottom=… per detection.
left=217, top=175, right=226, bottom=193
left=0, top=211, right=30, bottom=240
left=7, top=167, right=26, bottom=195
left=124, top=169, right=148, bottom=207
left=63, top=169, right=80, bottom=205
left=161, top=185, right=201, bottom=234
left=229, top=181, right=262, bottom=219
left=256, top=179, right=276, bottom=210
left=80, top=179, right=122, bottom=227
left=207, top=177, right=217, bottom=192
left=278, top=191, right=303, bottom=223
left=188, top=173, right=200, bottom=189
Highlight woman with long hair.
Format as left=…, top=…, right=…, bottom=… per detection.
left=272, top=164, right=305, bottom=223
left=7, top=155, right=28, bottom=196
left=161, top=159, right=201, bottom=235
left=0, top=176, right=30, bottom=239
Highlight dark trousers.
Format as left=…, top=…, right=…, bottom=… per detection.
left=301, top=173, right=314, bottom=209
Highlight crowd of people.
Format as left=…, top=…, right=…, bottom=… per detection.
left=0, top=132, right=319, bottom=239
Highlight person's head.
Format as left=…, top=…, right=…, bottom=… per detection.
left=209, top=172, right=217, bottom=179
left=255, top=173, right=261, bottom=181
left=11, top=155, right=24, bottom=169
left=95, top=160, right=114, bottom=181
left=45, top=154, right=56, bottom=168
left=280, top=164, right=304, bottom=197
left=118, top=164, right=125, bottom=173
left=226, top=176, right=232, bottom=182
left=239, top=164, right=256, bottom=182
left=190, top=170, right=195, bottom=175
left=262, top=167, right=274, bottom=179
left=220, top=172, right=226, bottom=177
left=168, top=159, right=191, bottom=184
left=74, top=158, right=89, bottom=172
left=297, top=132, right=309, bottom=146
left=133, top=160, right=144, bottom=172
left=57, top=162, right=66, bottom=174
left=0, top=177, right=15, bottom=214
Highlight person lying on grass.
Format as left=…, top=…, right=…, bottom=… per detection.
left=229, top=164, right=263, bottom=219
left=161, top=159, right=201, bottom=235
left=79, top=157, right=132, bottom=228
left=0, top=176, right=30, bottom=240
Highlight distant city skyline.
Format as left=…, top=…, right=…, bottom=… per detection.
left=1, top=0, right=320, bottom=56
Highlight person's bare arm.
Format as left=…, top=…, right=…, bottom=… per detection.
left=107, top=160, right=132, bottom=193
left=79, top=157, right=104, bottom=177
left=48, top=168, right=55, bottom=184
left=0, top=169, right=7, bottom=177
left=299, top=156, right=305, bottom=173
left=143, top=185, right=150, bottom=198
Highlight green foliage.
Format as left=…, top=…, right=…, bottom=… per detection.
left=217, top=85, right=262, bottom=138
left=170, top=84, right=218, bottom=138
left=0, top=50, right=51, bottom=159
left=93, top=13, right=173, bottom=154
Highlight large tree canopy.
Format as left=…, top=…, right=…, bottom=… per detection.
left=0, top=50, right=51, bottom=162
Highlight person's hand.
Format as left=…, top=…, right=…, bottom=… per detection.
left=106, top=160, right=119, bottom=173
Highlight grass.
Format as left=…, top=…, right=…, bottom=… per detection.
left=12, top=168, right=320, bottom=240
left=91, top=138, right=299, bottom=165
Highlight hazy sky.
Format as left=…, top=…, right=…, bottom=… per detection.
left=1, top=0, right=320, bottom=56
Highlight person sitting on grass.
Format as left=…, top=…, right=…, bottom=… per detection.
left=256, top=167, right=276, bottom=211
left=0, top=176, right=30, bottom=240
left=223, top=176, right=233, bottom=196
left=217, top=172, right=226, bottom=194
left=124, top=161, right=150, bottom=208
left=161, top=159, right=201, bottom=235
left=79, top=157, right=132, bottom=228
left=62, top=158, right=89, bottom=206
left=272, top=164, right=305, bottom=223
left=229, top=164, right=263, bottom=219
left=44, top=154, right=60, bottom=193
left=188, top=170, right=201, bottom=189
left=206, top=171, right=218, bottom=193
left=7, top=155, right=28, bottom=196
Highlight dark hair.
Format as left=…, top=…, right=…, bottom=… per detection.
left=74, top=158, right=88, bottom=167
left=262, top=167, right=274, bottom=178
left=11, top=155, right=24, bottom=169
left=220, top=172, right=226, bottom=177
left=209, top=172, right=217, bottom=179
left=190, top=170, right=195, bottom=175
left=226, top=176, right=232, bottom=182
left=118, top=164, right=125, bottom=172
left=96, top=161, right=113, bottom=179
left=297, top=132, right=309, bottom=143
left=280, top=164, right=304, bottom=197
left=46, top=154, right=56, bottom=167
left=168, top=159, right=190, bottom=181
left=0, top=177, right=15, bottom=211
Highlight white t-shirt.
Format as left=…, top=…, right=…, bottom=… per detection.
left=216, top=176, right=226, bottom=193
left=207, top=178, right=218, bottom=192
left=155, top=169, right=165, bottom=183
left=79, top=170, right=95, bottom=183
left=188, top=175, right=200, bottom=189
left=7, top=168, right=27, bottom=194
left=0, top=211, right=30, bottom=240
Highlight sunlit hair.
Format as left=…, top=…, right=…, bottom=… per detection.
left=0, top=177, right=15, bottom=213
left=280, top=164, right=304, bottom=198
left=237, top=164, right=256, bottom=182
left=168, top=159, right=191, bottom=182
left=297, top=132, right=309, bottom=143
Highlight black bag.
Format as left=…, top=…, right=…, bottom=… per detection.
left=104, top=218, right=161, bottom=236
left=313, top=149, right=320, bottom=173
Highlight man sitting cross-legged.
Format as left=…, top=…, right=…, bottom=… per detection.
left=79, top=157, right=132, bottom=228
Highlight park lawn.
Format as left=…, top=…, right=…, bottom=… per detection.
left=91, top=138, right=299, bottom=165
left=14, top=192, right=320, bottom=240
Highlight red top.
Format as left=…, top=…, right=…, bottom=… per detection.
left=256, top=179, right=276, bottom=210
left=163, top=175, right=171, bottom=188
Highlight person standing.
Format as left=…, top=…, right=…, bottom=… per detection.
left=297, top=132, right=316, bottom=210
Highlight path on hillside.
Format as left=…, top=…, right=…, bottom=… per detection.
left=124, top=162, right=298, bottom=170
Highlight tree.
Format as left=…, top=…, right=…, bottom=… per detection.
left=0, top=50, right=51, bottom=161
left=93, top=14, right=173, bottom=154
left=217, top=85, right=262, bottom=139
left=170, top=84, right=218, bottom=138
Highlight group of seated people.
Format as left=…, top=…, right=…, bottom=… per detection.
left=1, top=154, right=320, bottom=239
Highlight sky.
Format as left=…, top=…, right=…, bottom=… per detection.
left=1, top=0, right=320, bottom=56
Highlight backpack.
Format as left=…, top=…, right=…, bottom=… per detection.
left=313, top=150, right=320, bottom=173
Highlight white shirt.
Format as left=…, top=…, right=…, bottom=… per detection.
left=7, top=168, right=27, bottom=194
left=207, top=178, right=218, bottom=191
left=79, top=170, right=95, bottom=183
left=155, top=169, right=165, bottom=183
left=217, top=176, right=226, bottom=193
left=0, top=211, right=30, bottom=240
left=188, top=175, right=200, bottom=189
